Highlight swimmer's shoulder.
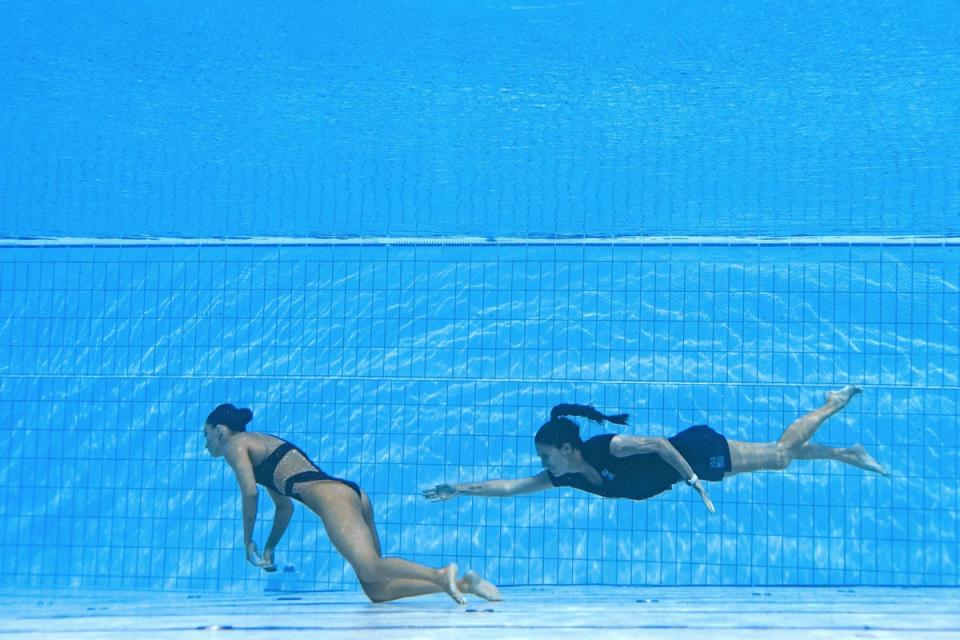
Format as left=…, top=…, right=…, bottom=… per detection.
left=227, top=432, right=279, bottom=460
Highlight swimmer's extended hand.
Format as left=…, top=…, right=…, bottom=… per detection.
left=690, top=479, right=716, bottom=513
left=423, top=483, right=459, bottom=502
left=245, top=541, right=277, bottom=571
left=245, top=541, right=263, bottom=566
left=259, top=547, right=277, bottom=572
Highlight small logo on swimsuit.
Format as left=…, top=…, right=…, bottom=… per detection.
left=709, top=456, right=724, bottom=469
left=601, top=469, right=616, bottom=482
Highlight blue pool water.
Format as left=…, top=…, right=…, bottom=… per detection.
left=0, top=0, right=958, bottom=596
left=1, top=1, right=958, bottom=239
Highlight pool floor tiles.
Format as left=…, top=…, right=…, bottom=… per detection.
left=1, top=585, right=958, bottom=639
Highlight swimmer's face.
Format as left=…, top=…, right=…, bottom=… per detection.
left=203, top=422, right=226, bottom=457
left=536, top=442, right=574, bottom=475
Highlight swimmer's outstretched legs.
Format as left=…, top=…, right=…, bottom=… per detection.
left=727, top=385, right=888, bottom=476
left=777, top=385, right=862, bottom=450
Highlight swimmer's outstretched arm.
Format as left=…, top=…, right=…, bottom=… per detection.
left=423, top=472, right=553, bottom=502
left=610, top=435, right=716, bottom=513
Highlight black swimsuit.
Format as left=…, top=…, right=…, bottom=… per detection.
left=252, top=437, right=362, bottom=502
left=548, top=425, right=732, bottom=501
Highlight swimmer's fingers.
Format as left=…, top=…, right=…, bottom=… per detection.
left=245, top=541, right=263, bottom=567
left=422, top=486, right=444, bottom=501
left=694, top=482, right=716, bottom=514
left=259, top=548, right=277, bottom=571
left=704, top=494, right=716, bottom=514
left=423, top=484, right=457, bottom=502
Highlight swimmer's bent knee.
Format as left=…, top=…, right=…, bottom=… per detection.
left=360, top=578, right=390, bottom=603
left=772, top=445, right=791, bottom=470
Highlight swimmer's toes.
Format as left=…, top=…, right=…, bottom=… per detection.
left=827, top=385, right=862, bottom=405
left=465, top=569, right=502, bottom=602
left=851, top=444, right=889, bottom=476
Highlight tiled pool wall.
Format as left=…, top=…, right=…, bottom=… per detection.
left=0, top=242, right=955, bottom=590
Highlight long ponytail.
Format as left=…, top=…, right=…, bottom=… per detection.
left=535, top=403, right=629, bottom=450
left=550, top=403, right=629, bottom=425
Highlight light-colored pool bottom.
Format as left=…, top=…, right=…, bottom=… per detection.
left=1, top=586, right=958, bottom=639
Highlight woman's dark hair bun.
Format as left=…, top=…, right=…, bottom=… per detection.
left=206, top=403, right=253, bottom=432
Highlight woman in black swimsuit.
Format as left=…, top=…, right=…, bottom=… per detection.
left=203, top=404, right=499, bottom=604
left=425, top=386, right=888, bottom=510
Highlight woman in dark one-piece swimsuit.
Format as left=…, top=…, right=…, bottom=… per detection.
left=203, top=403, right=499, bottom=604
left=425, top=386, right=888, bottom=511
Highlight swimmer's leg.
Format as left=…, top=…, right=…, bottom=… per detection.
left=303, top=484, right=465, bottom=604
left=793, top=442, right=890, bottom=476
left=359, top=566, right=464, bottom=603
left=777, top=385, right=862, bottom=450
left=727, top=386, right=886, bottom=476
left=357, top=496, right=500, bottom=601
left=358, top=491, right=382, bottom=556
left=355, top=492, right=477, bottom=601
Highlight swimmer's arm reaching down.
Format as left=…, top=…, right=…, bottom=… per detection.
left=423, top=472, right=553, bottom=502
left=610, top=435, right=716, bottom=513
left=223, top=441, right=276, bottom=568
left=259, top=489, right=293, bottom=572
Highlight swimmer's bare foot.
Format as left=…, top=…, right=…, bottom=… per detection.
left=827, top=385, right=862, bottom=408
left=440, top=564, right=466, bottom=605
left=463, top=569, right=502, bottom=602
left=848, top=444, right=891, bottom=477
